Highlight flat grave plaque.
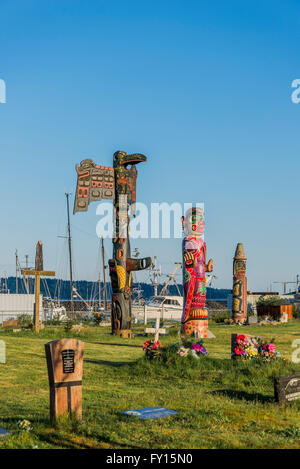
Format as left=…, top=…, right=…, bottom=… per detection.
left=122, top=406, right=178, bottom=419
left=0, top=428, right=10, bottom=438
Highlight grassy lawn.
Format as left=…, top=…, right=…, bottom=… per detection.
left=0, top=320, right=300, bottom=449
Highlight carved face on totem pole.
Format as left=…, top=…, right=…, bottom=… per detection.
left=182, top=207, right=205, bottom=238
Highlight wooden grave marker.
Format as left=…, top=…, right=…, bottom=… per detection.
left=45, top=338, right=84, bottom=422
left=21, top=241, right=55, bottom=333
left=145, top=314, right=169, bottom=342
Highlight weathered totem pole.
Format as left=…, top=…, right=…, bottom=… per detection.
left=181, top=207, right=213, bottom=338
left=232, top=243, right=248, bottom=323
left=73, top=151, right=152, bottom=337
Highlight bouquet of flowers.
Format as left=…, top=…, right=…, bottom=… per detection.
left=177, top=338, right=208, bottom=359
left=232, top=334, right=281, bottom=361
left=17, top=419, right=32, bottom=431
left=142, top=339, right=162, bottom=359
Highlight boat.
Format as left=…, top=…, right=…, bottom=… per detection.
left=146, top=295, right=183, bottom=311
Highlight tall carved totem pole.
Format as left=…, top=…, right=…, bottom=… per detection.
left=73, top=151, right=151, bottom=336
left=181, top=207, right=213, bottom=338
left=232, top=243, right=248, bottom=323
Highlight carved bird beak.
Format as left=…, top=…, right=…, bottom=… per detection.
left=121, top=153, right=147, bottom=167
left=114, top=151, right=147, bottom=168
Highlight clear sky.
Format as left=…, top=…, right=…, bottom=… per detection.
left=1, top=0, right=300, bottom=293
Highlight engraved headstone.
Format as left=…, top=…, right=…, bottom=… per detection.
left=274, top=374, right=300, bottom=404
left=45, top=338, right=84, bottom=422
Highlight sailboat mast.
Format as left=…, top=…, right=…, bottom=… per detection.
left=15, top=249, right=18, bottom=294
left=98, top=242, right=102, bottom=309
left=65, top=193, right=74, bottom=315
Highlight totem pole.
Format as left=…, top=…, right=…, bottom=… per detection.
left=181, top=207, right=213, bottom=338
left=73, top=151, right=152, bottom=337
left=232, top=243, right=248, bottom=323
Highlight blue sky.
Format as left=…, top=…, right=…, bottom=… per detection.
left=1, top=0, right=300, bottom=292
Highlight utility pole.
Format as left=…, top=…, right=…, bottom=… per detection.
left=273, top=281, right=296, bottom=295
left=101, top=237, right=107, bottom=312
left=98, top=264, right=102, bottom=310
left=65, top=193, right=74, bottom=315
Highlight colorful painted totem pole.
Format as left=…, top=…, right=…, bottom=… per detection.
left=181, top=207, right=213, bottom=337
left=232, top=243, right=248, bottom=323
left=73, top=151, right=152, bottom=336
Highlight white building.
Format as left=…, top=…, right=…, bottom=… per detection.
left=0, top=294, right=43, bottom=324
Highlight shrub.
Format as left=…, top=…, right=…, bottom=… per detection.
left=257, top=296, right=288, bottom=306
left=92, top=312, right=104, bottom=325
left=43, top=318, right=62, bottom=326
left=292, top=304, right=300, bottom=319
left=210, top=311, right=231, bottom=323
left=17, top=314, right=33, bottom=329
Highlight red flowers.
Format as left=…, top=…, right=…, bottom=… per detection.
left=143, top=339, right=162, bottom=359
left=234, top=346, right=244, bottom=355
left=236, top=334, right=246, bottom=341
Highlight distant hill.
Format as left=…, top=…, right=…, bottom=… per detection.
left=1, top=277, right=230, bottom=301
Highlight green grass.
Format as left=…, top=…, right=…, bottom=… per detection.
left=0, top=320, right=300, bottom=449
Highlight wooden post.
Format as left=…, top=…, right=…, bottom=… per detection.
left=144, top=304, right=147, bottom=325
left=35, top=273, right=40, bottom=333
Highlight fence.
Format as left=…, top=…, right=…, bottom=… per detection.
left=132, top=305, right=229, bottom=324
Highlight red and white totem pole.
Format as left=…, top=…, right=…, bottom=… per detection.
left=232, top=243, right=248, bottom=324
left=181, top=207, right=213, bottom=338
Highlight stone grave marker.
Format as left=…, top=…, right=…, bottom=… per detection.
left=274, top=374, right=300, bottom=404
left=0, top=340, right=5, bottom=364
left=45, top=338, right=84, bottom=422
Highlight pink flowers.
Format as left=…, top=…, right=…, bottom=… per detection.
left=266, top=343, right=276, bottom=354
left=178, top=347, right=189, bottom=357
left=143, top=339, right=162, bottom=359
left=191, top=343, right=201, bottom=352
left=151, top=341, right=161, bottom=351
